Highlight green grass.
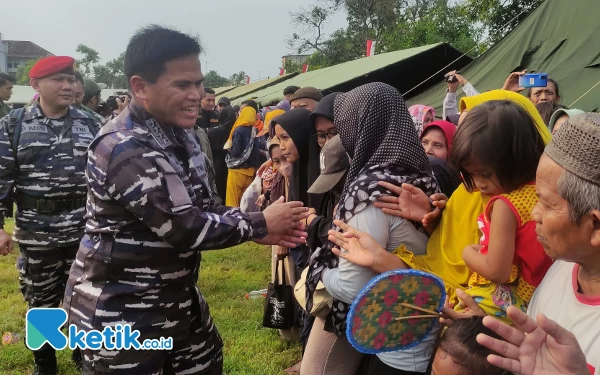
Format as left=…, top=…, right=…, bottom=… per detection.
left=0, top=218, right=301, bottom=374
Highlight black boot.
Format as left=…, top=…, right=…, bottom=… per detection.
left=32, top=345, right=57, bottom=375
left=71, top=348, right=83, bottom=370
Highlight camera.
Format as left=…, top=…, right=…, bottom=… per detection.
left=444, top=71, right=461, bottom=83
left=97, top=92, right=131, bottom=117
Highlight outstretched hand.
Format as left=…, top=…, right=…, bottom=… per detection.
left=256, top=197, right=308, bottom=247
left=329, top=220, right=386, bottom=268
left=477, top=306, right=590, bottom=375
left=374, top=182, right=447, bottom=232
left=440, top=288, right=487, bottom=326
left=374, top=182, right=430, bottom=222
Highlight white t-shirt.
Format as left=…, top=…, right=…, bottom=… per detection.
left=528, top=260, right=600, bottom=374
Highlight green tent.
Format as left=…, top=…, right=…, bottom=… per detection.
left=409, top=0, right=600, bottom=113
left=233, top=43, right=471, bottom=106
left=222, top=73, right=299, bottom=101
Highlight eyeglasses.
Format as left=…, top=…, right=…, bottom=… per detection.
left=312, top=129, right=338, bottom=142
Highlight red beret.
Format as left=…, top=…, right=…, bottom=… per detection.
left=29, top=56, right=75, bottom=79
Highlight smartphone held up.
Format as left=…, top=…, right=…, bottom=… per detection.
left=519, top=73, right=548, bottom=88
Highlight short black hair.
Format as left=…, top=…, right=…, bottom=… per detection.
left=204, top=88, right=215, bottom=95
left=0, top=73, right=15, bottom=87
left=283, top=86, right=300, bottom=96
left=240, top=99, right=258, bottom=112
left=535, top=101, right=567, bottom=126
left=528, top=78, right=560, bottom=98
left=124, top=25, right=202, bottom=89
left=427, top=317, right=510, bottom=375
left=82, top=91, right=101, bottom=106
left=74, top=71, right=84, bottom=85
left=451, top=100, right=545, bottom=193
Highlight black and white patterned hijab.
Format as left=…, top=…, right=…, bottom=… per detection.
left=306, top=82, right=439, bottom=335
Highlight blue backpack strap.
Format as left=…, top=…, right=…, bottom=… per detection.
left=8, top=107, right=25, bottom=168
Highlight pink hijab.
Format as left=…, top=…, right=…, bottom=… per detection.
left=421, top=120, right=457, bottom=154
left=409, top=104, right=435, bottom=137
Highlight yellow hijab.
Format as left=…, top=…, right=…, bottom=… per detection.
left=460, top=90, right=552, bottom=144
left=260, top=109, right=285, bottom=137
left=224, top=106, right=256, bottom=150
left=407, top=89, right=551, bottom=298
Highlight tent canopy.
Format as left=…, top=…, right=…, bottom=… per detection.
left=220, top=73, right=299, bottom=102
left=214, top=86, right=236, bottom=96
left=232, top=43, right=472, bottom=106
left=409, top=0, right=600, bottom=113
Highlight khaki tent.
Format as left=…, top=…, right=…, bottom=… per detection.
left=233, top=43, right=471, bottom=106
left=409, top=0, right=600, bottom=113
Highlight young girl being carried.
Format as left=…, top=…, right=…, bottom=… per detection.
left=449, top=100, right=554, bottom=322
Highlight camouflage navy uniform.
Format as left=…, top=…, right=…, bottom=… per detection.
left=0, top=102, right=99, bottom=358
left=64, top=101, right=268, bottom=374
left=78, top=104, right=107, bottom=127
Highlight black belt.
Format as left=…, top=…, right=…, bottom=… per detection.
left=17, top=194, right=86, bottom=213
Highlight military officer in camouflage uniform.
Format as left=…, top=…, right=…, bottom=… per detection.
left=63, top=25, right=308, bottom=374
left=0, top=56, right=100, bottom=374
left=73, top=72, right=107, bottom=126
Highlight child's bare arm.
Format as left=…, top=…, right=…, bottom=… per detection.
left=463, top=199, right=517, bottom=283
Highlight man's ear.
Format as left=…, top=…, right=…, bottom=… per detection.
left=30, top=78, right=40, bottom=92
left=130, top=76, right=148, bottom=101
left=589, top=209, right=600, bottom=248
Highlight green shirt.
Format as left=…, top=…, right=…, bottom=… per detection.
left=0, top=101, right=11, bottom=119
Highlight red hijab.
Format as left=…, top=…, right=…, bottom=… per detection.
left=421, top=120, right=457, bottom=154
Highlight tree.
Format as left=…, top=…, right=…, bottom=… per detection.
left=287, top=5, right=333, bottom=54
left=93, top=53, right=127, bottom=88
left=381, top=1, right=485, bottom=56
left=306, top=29, right=364, bottom=68
left=284, top=59, right=303, bottom=74
left=15, top=58, right=41, bottom=85
left=287, top=0, right=487, bottom=70
left=75, top=44, right=100, bottom=77
left=462, top=0, right=543, bottom=45
left=204, top=70, right=230, bottom=88
left=229, top=71, right=248, bottom=86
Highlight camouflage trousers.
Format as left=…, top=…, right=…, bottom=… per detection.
left=81, top=293, right=224, bottom=375
left=17, top=244, right=78, bottom=309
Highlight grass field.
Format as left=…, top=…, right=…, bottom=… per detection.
left=0, top=219, right=301, bottom=375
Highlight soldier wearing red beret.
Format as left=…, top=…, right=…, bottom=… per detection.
left=0, top=55, right=101, bottom=374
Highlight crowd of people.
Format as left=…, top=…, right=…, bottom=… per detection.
left=0, top=24, right=598, bottom=375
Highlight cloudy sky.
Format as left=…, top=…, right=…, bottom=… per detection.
left=1, top=0, right=347, bottom=82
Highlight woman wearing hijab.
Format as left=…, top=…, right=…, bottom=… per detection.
left=420, top=120, right=460, bottom=198
left=208, top=106, right=237, bottom=199
left=265, top=137, right=302, bottom=342
left=224, top=106, right=262, bottom=207
left=272, top=109, right=317, bottom=273
left=335, top=90, right=552, bottom=311
left=409, top=104, right=435, bottom=137
left=302, top=83, right=439, bottom=375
